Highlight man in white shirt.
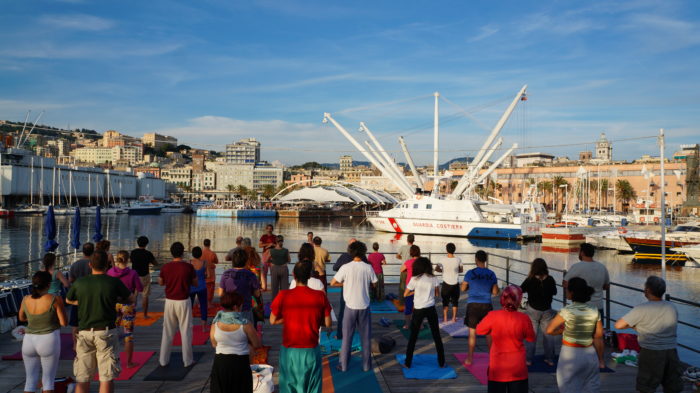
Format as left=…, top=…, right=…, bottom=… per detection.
left=435, top=243, right=462, bottom=322
left=331, top=241, right=377, bottom=372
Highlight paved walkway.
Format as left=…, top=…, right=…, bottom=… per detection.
left=0, top=278, right=694, bottom=392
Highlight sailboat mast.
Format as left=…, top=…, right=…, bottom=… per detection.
left=69, top=170, right=73, bottom=207
left=30, top=157, right=34, bottom=205
left=433, top=92, right=439, bottom=195
left=52, top=165, right=56, bottom=206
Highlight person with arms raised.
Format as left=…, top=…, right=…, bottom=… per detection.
left=271, top=260, right=332, bottom=393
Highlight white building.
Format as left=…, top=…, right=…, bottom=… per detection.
left=161, top=166, right=193, bottom=188
left=142, top=133, right=178, bottom=149
left=594, top=133, right=613, bottom=163
left=514, top=152, right=555, bottom=167
left=340, top=155, right=353, bottom=173
left=70, top=145, right=143, bottom=166
left=209, top=162, right=283, bottom=191
left=225, top=138, right=260, bottom=164
left=192, top=171, right=216, bottom=191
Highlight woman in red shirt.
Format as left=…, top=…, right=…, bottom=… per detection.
left=476, top=285, right=535, bottom=393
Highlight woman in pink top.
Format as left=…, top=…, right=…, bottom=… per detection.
left=107, top=250, right=143, bottom=368
left=476, top=285, right=535, bottom=393
left=399, top=245, right=420, bottom=329
left=367, top=242, right=387, bottom=301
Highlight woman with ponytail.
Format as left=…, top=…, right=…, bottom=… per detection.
left=18, top=270, right=68, bottom=393
left=476, top=285, right=535, bottom=393
left=41, top=253, right=69, bottom=296
left=546, top=277, right=604, bottom=393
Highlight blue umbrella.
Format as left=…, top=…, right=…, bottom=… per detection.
left=92, top=206, right=103, bottom=242
left=43, top=205, right=59, bottom=252
left=70, top=207, right=81, bottom=250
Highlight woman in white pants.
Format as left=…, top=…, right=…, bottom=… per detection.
left=18, top=271, right=68, bottom=393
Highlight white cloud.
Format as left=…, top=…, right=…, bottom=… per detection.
left=469, top=25, right=499, bottom=42
left=39, top=13, right=116, bottom=31
left=0, top=41, right=182, bottom=59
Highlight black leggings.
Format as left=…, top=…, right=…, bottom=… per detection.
left=405, top=306, right=445, bottom=368
left=487, top=379, right=528, bottom=393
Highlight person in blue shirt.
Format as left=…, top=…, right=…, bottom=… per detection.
left=460, top=250, right=499, bottom=365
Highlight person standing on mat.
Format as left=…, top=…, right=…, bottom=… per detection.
left=158, top=242, right=198, bottom=368
left=332, top=237, right=366, bottom=340
left=219, top=248, right=262, bottom=323
left=259, top=225, right=277, bottom=291
left=107, top=250, right=143, bottom=369
left=403, top=257, right=444, bottom=368
left=461, top=250, right=499, bottom=365
left=269, top=235, right=290, bottom=301
left=130, top=236, right=157, bottom=319
left=367, top=242, right=386, bottom=302
left=19, top=271, right=68, bottom=393
left=209, top=292, right=261, bottom=393
left=331, top=241, right=377, bottom=372
left=520, top=258, right=557, bottom=367
left=396, top=234, right=415, bottom=307
left=399, top=245, right=420, bottom=329
left=476, top=285, right=535, bottom=393
left=66, top=250, right=133, bottom=393
left=312, top=236, right=330, bottom=291
left=435, top=243, right=462, bottom=323
left=189, top=246, right=209, bottom=329
left=41, top=253, right=69, bottom=296
left=271, top=260, right=332, bottom=393
left=614, top=276, right=683, bottom=393
left=201, top=239, right=219, bottom=305
left=546, top=277, right=604, bottom=393
left=68, top=242, right=94, bottom=347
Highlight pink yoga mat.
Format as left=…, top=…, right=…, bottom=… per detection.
left=93, top=351, right=155, bottom=381
left=2, top=333, right=75, bottom=361
left=454, top=352, right=489, bottom=385
left=172, top=325, right=209, bottom=346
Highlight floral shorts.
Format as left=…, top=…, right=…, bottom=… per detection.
left=115, top=303, right=135, bottom=342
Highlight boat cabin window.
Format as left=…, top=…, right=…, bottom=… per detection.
left=413, top=204, right=419, bottom=209
left=426, top=204, right=432, bottom=209
left=674, top=225, right=700, bottom=232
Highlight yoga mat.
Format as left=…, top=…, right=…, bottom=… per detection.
left=320, top=332, right=361, bottom=355
left=395, top=354, right=457, bottom=379
left=328, top=354, right=383, bottom=393
left=134, top=312, right=164, bottom=327
left=264, top=302, right=271, bottom=318
left=369, top=300, right=398, bottom=314
left=250, top=345, right=271, bottom=365
left=193, top=304, right=222, bottom=318
left=2, top=333, right=75, bottom=361
left=328, top=287, right=342, bottom=293
left=143, top=352, right=205, bottom=381
left=393, top=320, right=431, bottom=340
left=439, top=318, right=469, bottom=338
left=391, top=299, right=405, bottom=312
left=172, top=325, right=209, bottom=346
left=94, top=351, right=154, bottom=381
left=454, top=352, right=489, bottom=385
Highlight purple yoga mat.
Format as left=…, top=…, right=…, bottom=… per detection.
left=2, top=333, right=75, bottom=361
left=439, top=318, right=469, bottom=338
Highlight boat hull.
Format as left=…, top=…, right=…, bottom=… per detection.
left=367, top=217, right=522, bottom=240
left=624, top=237, right=692, bottom=266
left=127, top=207, right=162, bottom=215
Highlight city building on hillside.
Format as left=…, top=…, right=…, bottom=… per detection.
left=192, top=153, right=206, bottom=172
left=579, top=151, right=593, bottom=162
left=209, top=161, right=283, bottom=191
left=192, top=171, right=216, bottom=191
left=70, top=145, right=143, bottom=166
left=340, top=155, right=353, bottom=173
left=512, top=152, right=555, bottom=167
left=102, top=130, right=139, bottom=148
left=134, top=166, right=161, bottom=178
left=142, top=132, right=178, bottom=149
left=225, top=138, right=260, bottom=164
left=594, top=132, right=613, bottom=163
left=161, top=166, right=193, bottom=188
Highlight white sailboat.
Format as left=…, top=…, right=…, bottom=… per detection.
left=14, top=157, right=44, bottom=215
left=324, top=85, right=546, bottom=240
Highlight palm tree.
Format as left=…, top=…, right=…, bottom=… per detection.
left=236, top=185, right=249, bottom=199
left=599, top=179, right=610, bottom=210
left=616, top=179, right=637, bottom=212
left=552, top=176, right=569, bottom=213
left=261, top=184, right=276, bottom=200
left=540, top=180, right=553, bottom=208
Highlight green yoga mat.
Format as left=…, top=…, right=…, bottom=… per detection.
left=393, top=319, right=432, bottom=340
left=328, top=354, right=383, bottom=393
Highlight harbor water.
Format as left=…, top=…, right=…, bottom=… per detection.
left=1, top=214, right=699, bottom=364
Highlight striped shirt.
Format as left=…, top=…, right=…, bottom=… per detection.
left=559, top=302, right=600, bottom=346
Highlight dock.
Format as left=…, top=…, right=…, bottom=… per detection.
left=0, top=275, right=694, bottom=392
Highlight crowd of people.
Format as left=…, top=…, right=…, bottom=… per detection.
left=15, top=226, right=686, bottom=393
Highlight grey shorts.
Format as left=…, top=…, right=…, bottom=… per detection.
left=637, top=347, right=683, bottom=393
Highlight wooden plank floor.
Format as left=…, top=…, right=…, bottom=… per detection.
left=0, top=280, right=694, bottom=392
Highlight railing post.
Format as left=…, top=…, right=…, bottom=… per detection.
left=505, top=257, right=510, bottom=285
left=605, top=286, right=611, bottom=330
left=562, top=269, right=568, bottom=306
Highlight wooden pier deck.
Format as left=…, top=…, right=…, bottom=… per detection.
left=0, top=280, right=694, bottom=392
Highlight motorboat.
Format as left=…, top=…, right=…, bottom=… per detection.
left=160, top=203, right=186, bottom=213
left=624, top=222, right=700, bottom=265
left=672, top=244, right=700, bottom=263
left=127, top=196, right=162, bottom=215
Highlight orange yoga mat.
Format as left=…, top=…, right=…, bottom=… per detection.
left=134, top=312, right=164, bottom=327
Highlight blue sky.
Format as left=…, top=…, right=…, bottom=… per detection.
left=1, top=0, right=699, bottom=165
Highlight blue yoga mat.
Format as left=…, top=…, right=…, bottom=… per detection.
left=328, top=354, right=383, bottom=393
left=328, top=287, right=342, bottom=293
left=370, top=300, right=398, bottom=314
left=320, top=332, right=361, bottom=355
left=395, top=354, right=457, bottom=379
left=527, top=355, right=615, bottom=374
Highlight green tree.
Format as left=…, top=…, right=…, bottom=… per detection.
left=261, top=184, right=276, bottom=200
left=616, top=179, right=637, bottom=212
left=236, top=185, right=249, bottom=198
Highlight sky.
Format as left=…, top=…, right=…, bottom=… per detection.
left=1, top=0, right=699, bottom=165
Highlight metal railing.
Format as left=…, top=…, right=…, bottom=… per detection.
left=3, top=248, right=699, bottom=358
